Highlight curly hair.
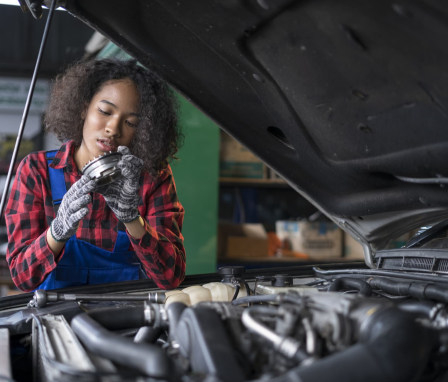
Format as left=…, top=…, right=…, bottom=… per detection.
left=44, top=58, right=182, bottom=175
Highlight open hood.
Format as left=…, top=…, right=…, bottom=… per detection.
left=61, top=0, right=448, bottom=266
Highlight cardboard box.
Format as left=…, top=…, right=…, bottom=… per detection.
left=218, top=222, right=269, bottom=258
left=219, top=131, right=267, bottom=179
left=226, top=236, right=268, bottom=258
left=275, top=220, right=342, bottom=260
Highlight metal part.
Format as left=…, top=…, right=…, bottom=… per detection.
left=29, top=289, right=166, bottom=308
left=302, top=317, right=317, bottom=356
left=19, top=0, right=44, bottom=19
left=18, top=0, right=66, bottom=19
left=241, top=306, right=307, bottom=361
left=32, top=314, right=97, bottom=382
left=81, top=151, right=122, bottom=187
left=254, top=283, right=318, bottom=296
left=0, top=329, right=12, bottom=380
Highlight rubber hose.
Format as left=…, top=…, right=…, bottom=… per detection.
left=71, top=312, right=173, bottom=380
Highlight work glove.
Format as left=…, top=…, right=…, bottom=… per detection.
left=99, top=146, right=143, bottom=223
left=50, top=174, right=96, bottom=242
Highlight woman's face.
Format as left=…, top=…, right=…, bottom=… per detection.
left=75, top=78, right=140, bottom=169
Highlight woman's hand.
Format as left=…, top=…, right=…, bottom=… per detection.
left=100, top=146, right=143, bottom=223
left=50, top=174, right=96, bottom=241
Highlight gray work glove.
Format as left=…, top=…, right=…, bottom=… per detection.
left=50, top=174, right=96, bottom=242
left=99, top=146, right=143, bottom=223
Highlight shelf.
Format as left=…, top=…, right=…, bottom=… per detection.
left=219, top=177, right=289, bottom=188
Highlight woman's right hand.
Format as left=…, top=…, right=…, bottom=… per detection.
left=50, top=174, right=97, bottom=242
left=98, top=146, right=143, bottom=223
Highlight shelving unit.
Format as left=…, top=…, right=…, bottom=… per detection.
left=217, top=132, right=345, bottom=264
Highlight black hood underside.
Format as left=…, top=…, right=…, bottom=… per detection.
left=63, top=0, right=448, bottom=243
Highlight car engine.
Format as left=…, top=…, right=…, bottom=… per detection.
left=1, top=265, right=448, bottom=382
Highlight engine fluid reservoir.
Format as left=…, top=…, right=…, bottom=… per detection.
left=180, top=286, right=212, bottom=305
left=164, top=282, right=246, bottom=306
left=202, top=282, right=247, bottom=301
left=165, top=290, right=191, bottom=306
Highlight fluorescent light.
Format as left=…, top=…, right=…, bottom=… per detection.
left=0, top=0, right=20, bottom=5
left=0, top=1, right=65, bottom=9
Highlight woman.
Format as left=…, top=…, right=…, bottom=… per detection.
left=5, top=59, right=186, bottom=291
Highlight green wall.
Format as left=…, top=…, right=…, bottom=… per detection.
left=171, top=97, right=220, bottom=274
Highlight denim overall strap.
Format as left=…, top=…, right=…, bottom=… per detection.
left=46, top=150, right=66, bottom=206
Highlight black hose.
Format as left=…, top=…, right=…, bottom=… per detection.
left=328, top=277, right=372, bottom=296
left=313, top=266, right=448, bottom=284
left=84, top=306, right=146, bottom=330
left=397, top=300, right=435, bottom=317
left=266, top=307, right=435, bottom=382
left=232, top=284, right=241, bottom=301
left=368, top=277, right=448, bottom=303
left=71, top=310, right=174, bottom=380
left=134, top=326, right=163, bottom=344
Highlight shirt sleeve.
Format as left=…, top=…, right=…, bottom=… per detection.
left=128, top=166, right=186, bottom=289
left=5, top=155, right=59, bottom=291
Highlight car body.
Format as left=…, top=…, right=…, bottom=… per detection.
left=1, top=0, right=448, bottom=381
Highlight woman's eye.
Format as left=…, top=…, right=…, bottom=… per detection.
left=126, top=120, right=138, bottom=128
left=98, top=107, right=111, bottom=115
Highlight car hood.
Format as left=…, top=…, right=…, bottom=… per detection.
left=61, top=0, right=448, bottom=267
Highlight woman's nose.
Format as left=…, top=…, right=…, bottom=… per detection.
left=105, top=117, right=121, bottom=137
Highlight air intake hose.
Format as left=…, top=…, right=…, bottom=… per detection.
left=71, top=306, right=174, bottom=380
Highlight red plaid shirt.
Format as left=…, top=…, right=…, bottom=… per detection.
left=5, top=140, right=186, bottom=292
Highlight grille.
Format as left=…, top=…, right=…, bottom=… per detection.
left=437, top=259, right=448, bottom=273
left=380, top=257, right=434, bottom=271
left=379, top=255, right=448, bottom=274
left=403, top=257, right=433, bottom=271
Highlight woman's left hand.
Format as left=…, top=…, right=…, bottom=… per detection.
left=99, top=146, right=143, bottom=222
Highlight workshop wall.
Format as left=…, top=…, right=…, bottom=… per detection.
left=171, top=97, right=220, bottom=275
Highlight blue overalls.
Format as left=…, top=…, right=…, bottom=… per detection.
left=38, top=150, right=143, bottom=290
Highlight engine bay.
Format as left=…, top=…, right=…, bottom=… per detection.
left=1, top=265, right=448, bottom=382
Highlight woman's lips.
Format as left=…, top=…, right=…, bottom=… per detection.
left=97, top=139, right=117, bottom=152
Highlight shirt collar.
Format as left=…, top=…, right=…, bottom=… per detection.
left=49, top=140, right=79, bottom=174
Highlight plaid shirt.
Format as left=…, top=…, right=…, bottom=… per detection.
left=5, top=140, right=186, bottom=292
